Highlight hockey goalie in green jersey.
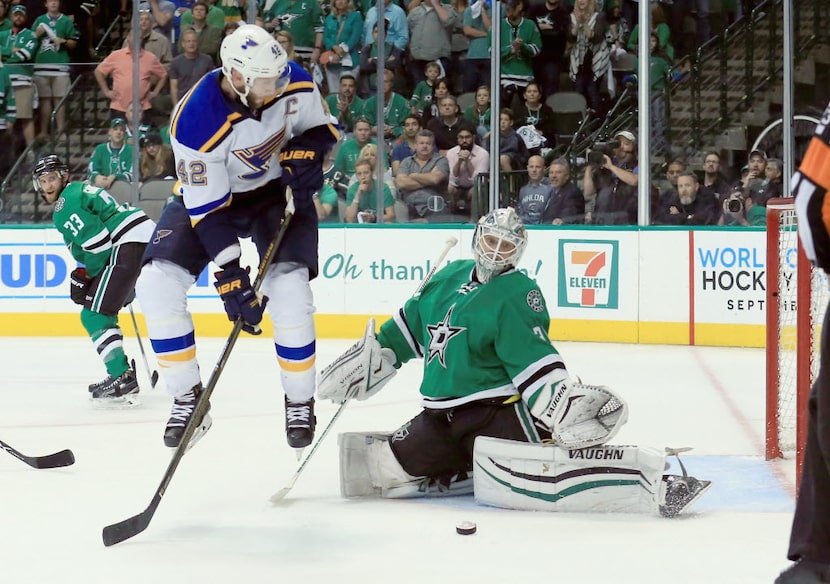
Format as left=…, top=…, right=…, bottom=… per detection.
left=34, top=155, right=155, bottom=407
left=318, top=207, right=711, bottom=517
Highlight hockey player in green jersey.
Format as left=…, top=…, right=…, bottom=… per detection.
left=318, top=208, right=711, bottom=517
left=33, top=155, right=155, bottom=407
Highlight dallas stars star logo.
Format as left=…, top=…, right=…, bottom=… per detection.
left=426, top=305, right=466, bottom=368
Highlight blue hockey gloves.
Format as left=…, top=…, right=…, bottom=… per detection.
left=70, top=268, right=91, bottom=305
left=279, top=136, right=324, bottom=203
left=214, top=266, right=268, bottom=335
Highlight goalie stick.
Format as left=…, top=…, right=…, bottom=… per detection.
left=0, top=439, right=75, bottom=469
left=269, top=236, right=459, bottom=503
left=102, top=192, right=296, bottom=547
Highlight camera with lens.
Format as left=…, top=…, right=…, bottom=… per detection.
left=586, top=139, right=620, bottom=168
left=726, top=194, right=744, bottom=213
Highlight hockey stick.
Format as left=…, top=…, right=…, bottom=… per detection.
left=129, top=304, right=159, bottom=388
left=0, top=439, right=75, bottom=469
left=102, top=192, right=296, bottom=547
left=269, top=236, right=459, bottom=503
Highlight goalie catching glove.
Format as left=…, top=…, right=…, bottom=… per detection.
left=317, top=318, right=397, bottom=404
left=524, top=370, right=629, bottom=449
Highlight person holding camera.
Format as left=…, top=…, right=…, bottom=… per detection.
left=716, top=189, right=766, bottom=227
left=653, top=170, right=719, bottom=226
left=446, top=127, right=489, bottom=218
left=583, top=130, right=638, bottom=225
left=345, top=158, right=396, bottom=224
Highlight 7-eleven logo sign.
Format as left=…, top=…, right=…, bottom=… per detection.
left=557, top=240, right=619, bottom=309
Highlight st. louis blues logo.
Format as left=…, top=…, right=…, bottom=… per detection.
left=152, top=229, right=173, bottom=245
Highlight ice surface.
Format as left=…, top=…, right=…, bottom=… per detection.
left=0, top=337, right=795, bottom=583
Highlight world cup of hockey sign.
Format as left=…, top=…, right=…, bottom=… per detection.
left=557, top=240, right=619, bottom=309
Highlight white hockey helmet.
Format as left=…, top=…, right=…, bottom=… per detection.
left=472, top=207, right=528, bottom=283
left=220, top=24, right=289, bottom=106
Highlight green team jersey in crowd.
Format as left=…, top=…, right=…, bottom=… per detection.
left=363, top=91, right=410, bottom=138
left=0, top=26, right=39, bottom=85
left=88, top=142, right=134, bottom=184
left=377, top=259, right=565, bottom=408
left=31, top=13, right=79, bottom=75
left=0, top=66, right=15, bottom=130
left=52, top=183, right=149, bottom=277
left=260, top=0, right=323, bottom=49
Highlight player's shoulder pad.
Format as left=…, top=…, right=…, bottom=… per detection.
left=170, top=69, right=240, bottom=153
left=281, top=62, right=317, bottom=99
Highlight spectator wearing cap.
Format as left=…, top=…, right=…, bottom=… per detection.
left=751, top=157, right=784, bottom=207
left=168, top=27, right=214, bottom=104
left=0, top=4, right=37, bottom=147
left=94, top=31, right=168, bottom=123
left=583, top=129, right=639, bottom=225
left=32, top=0, right=78, bottom=139
left=138, top=129, right=175, bottom=185
left=87, top=118, right=134, bottom=201
left=733, top=148, right=767, bottom=195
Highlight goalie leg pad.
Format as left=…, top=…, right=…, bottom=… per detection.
left=338, top=432, right=474, bottom=498
left=339, top=432, right=417, bottom=497
left=318, top=319, right=397, bottom=404
left=473, top=436, right=665, bottom=514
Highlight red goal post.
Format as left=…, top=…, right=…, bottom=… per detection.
left=765, top=197, right=828, bottom=477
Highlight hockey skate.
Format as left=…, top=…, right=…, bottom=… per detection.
left=88, top=374, right=113, bottom=393
left=775, top=558, right=830, bottom=583
left=90, top=369, right=140, bottom=409
left=164, top=384, right=212, bottom=450
left=285, top=397, right=316, bottom=449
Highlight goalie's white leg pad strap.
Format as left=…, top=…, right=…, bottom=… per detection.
left=473, top=436, right=665, bottom=514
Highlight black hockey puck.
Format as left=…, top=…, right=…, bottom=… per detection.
left=456, top=520, right=477, bottom=535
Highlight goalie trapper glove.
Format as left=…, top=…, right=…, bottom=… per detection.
left=70, top=268, right=91, bottom=305
left=214, top=265, right=268, bottom=335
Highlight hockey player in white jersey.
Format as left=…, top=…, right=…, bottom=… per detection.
left=135, top=24, right=339, bottom=451
left=318, top=208, right=711, bottom=517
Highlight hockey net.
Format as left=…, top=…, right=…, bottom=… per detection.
left=766, top=198, right=829, bottom=473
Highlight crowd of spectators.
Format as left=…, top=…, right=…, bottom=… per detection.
left=0, top=0, right=772, bottom=226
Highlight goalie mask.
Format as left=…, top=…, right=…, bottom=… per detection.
left=472, top=207, right=527, bottom=283
left=220, top=24, right=290, bottom=107
left=32, top=154, right=69, bottom=203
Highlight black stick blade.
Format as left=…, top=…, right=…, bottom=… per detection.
left=30, top=449, right=75, bottom=469
left=103, top=510, right=153, bottom=547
